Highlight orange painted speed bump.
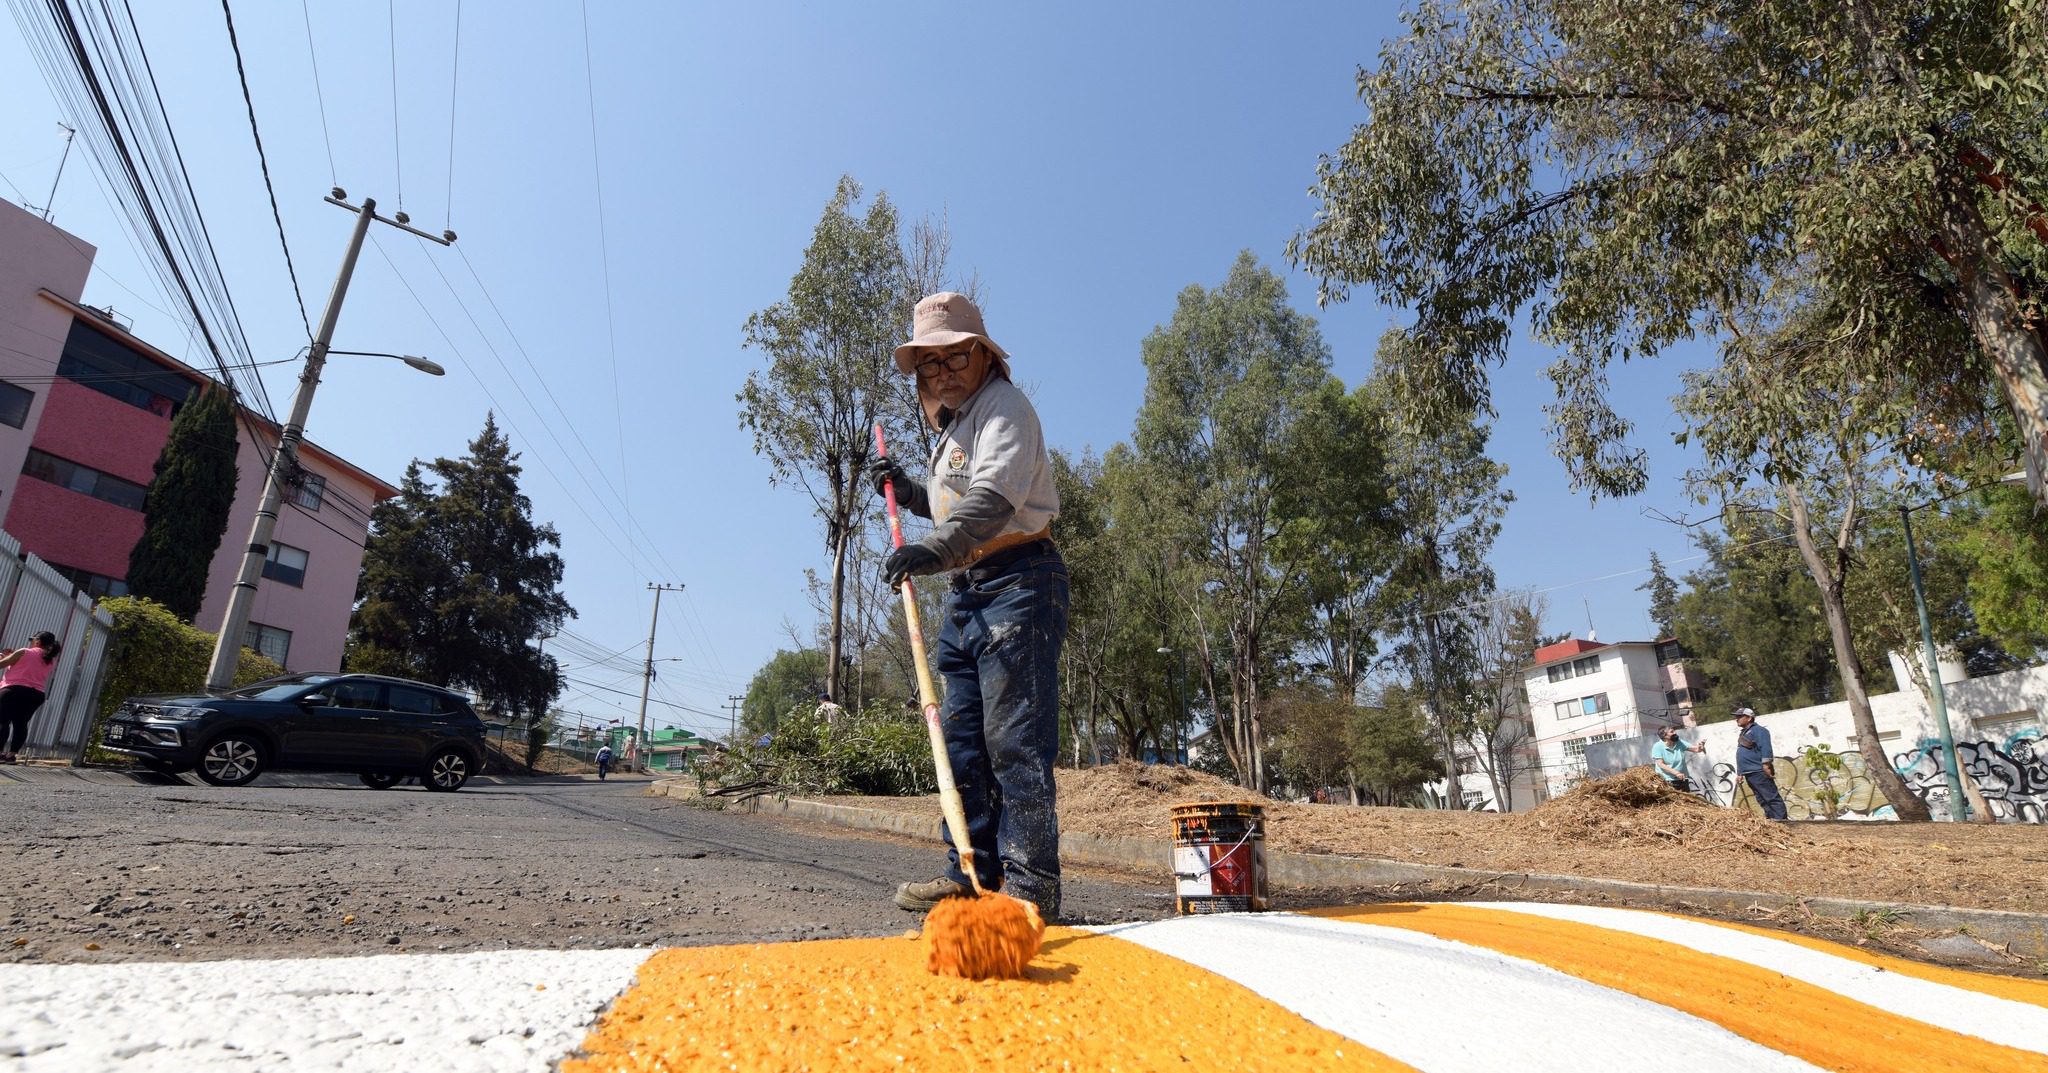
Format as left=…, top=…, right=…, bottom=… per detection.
left=562, top=926, right=1415, bottom=1072
left=1312, top=904, right=2048, bottom=1073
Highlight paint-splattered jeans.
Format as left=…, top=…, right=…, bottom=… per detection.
left=936, top=549, right=1070, bottom=917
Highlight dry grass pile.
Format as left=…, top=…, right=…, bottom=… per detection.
left=1053, top=761, right=1267, bottom=841
left=1516, top=767, right=1794, bottom=856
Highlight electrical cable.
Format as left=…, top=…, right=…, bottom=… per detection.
left=443, top=0, right=460, bottom=228
left=297, top=0, right=336, bottom=186
left=576, top=0, right=632, bottom=535
left=387, top=0, right=403, bottom=211
left=218, top=0, right=313, bottom=341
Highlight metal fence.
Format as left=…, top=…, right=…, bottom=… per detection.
left=0, top=530, right=115, bottom=762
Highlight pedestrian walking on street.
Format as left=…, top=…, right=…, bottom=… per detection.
left=1733, top=706, right=1789, bottom=820
left=1652, top=725, right=1706, bottom=794
left=0, top=631, right=61, bottom=763
left=595, top=744, right=613, bottom=780
left=870, top=292, right=1069, bottom=922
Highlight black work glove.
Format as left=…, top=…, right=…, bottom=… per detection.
left=867, top=456, right=929, bottom=516
left=884, top=543, right=944, bottom=588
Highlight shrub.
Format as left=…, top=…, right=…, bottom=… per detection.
left=709, top=699, right=934, bottom=797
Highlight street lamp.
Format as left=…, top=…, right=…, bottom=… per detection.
left=326, top=350, right=446, bottom=376
left=1900, top=469, right=2027, bottom=821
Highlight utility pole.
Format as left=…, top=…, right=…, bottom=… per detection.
left=635, top=583, right=684, bottom=773
left=725, top=695, right=743, bottom=744
left=205, top=191, right=454, bottom=690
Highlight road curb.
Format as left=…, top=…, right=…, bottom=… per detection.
left=669, top=785, right=2048, bottom=960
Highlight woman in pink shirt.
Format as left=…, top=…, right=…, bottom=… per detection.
left=0, top=631, right=62, bottom=762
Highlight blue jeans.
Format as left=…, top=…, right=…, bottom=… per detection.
left=1744, top=770, right=1788, bottom=820
left=935, top=551, right=1069, bottom=916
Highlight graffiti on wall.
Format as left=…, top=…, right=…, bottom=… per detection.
left=1714, top=732, right=2048, bottom=822
left=1894, top=732, right=2048, bottom=823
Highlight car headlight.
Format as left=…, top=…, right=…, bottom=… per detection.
left=160, top=705, right=213, bottom=720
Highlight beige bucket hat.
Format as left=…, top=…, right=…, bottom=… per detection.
left=894, top=292, right=1010, bottom=373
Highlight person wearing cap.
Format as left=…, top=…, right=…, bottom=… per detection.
left=869, top=292, right=1068, bottom=920
left=1651, top=724, right=1706, bottom=794
left=1732, top=706, right=1788, bottom=820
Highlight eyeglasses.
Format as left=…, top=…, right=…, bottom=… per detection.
left=914, top=348, right=976, bottom=380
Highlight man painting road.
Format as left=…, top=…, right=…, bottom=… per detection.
left=869, top=292, right=1069, bottom=923
left=1733, top=707, right=1789, bottom=820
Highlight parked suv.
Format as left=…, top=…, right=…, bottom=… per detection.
left=102, top=673, right=488, bottom=791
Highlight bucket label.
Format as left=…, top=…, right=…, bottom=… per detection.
left=1170, top=803, right=1267, bottom=914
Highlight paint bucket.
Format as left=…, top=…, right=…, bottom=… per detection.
left=1170, top=801, right=1268, bottom=914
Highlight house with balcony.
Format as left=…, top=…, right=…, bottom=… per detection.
left=1526, top=634, right=1700, bottom=797
left=0, top=199, right=396, bottom=672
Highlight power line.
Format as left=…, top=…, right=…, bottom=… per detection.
left=386, top=0, right=403, bottom=211
left=296, top=0, right=335, bottom=185
left=576, top=0, right=632, bottom=536
left=218, top=0, right=313, bottom=341
left=443, top=0, right=461, bottom=228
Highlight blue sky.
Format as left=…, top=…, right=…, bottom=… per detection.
left=0, top=3, right=1714, bottom=737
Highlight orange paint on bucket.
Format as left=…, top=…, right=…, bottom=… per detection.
left=1171, top=801, right=1268, bottom=914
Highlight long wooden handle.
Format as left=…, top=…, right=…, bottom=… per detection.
left=874, top=424, right=983, bottom=895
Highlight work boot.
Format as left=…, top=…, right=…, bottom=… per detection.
left=893, top=877, right=967, bottom=912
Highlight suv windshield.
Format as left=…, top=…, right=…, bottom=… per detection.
left=224, top=674, right=338, bottom=702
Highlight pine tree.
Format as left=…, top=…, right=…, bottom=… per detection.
left=127, top=386, right=238, bottom=620
left=349, top=416, right=573, bottom=737
left=1637, top=551, right=1680, bottom=638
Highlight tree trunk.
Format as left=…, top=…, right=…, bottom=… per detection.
left=826, top=522, right=848, bottom=704
left=1940, top=193, right=2048, bottom=507
left=1782, top=484, right=1934, bottom=821
left=1423, top=614, right=1462, bottom=805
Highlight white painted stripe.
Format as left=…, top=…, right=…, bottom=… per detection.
left=0, top=947, right=653, bottom=1072
left=1096, top=913, right=1829, bottom=1073
left=1460, top=901, right=2048, bottom=1055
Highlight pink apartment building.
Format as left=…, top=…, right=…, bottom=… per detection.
left=0, top=199, right=395, bottom=672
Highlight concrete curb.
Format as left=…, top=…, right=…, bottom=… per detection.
left=670, top=784, right=2048, bottom=960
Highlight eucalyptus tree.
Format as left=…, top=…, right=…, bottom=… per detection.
left=1675, top=300, right=1950, bottom=820
left=740, top=177, right=911, bottom=703
left=1133, top=252, right=1351, bottom=792
left=1369, top=357, right=1512, bottom=808
left=1292, top=0, right=2048, bottom=503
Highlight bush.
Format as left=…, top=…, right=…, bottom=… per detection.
left=709, top=699, right=934, bottom=796
left=84, top=597, right=284, bottom=764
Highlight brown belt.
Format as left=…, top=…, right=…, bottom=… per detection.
left=963, top=527, right=1053, bottom=567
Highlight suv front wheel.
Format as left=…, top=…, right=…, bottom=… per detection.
left=422, top=748, right=472, bottom=792
left=195, top=733, right=266, bottom=787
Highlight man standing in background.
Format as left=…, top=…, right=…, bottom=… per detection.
left=1733, top=706, right=1788, bottom=820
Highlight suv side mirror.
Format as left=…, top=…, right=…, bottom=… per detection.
left=301, top=692, right=332, bottom=707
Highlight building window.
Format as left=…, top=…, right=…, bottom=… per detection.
left=57, top=320, right=195, bottom=417
left=292, top=472, right=327, bottom=511
left=1656, top=640, right=1685, bottom=666
left=0, top=381, right=32, bottom=429
left=21, top=449, right=148, bottom=511
left=1562, top=731, right=1619, bottom=775
left=243, top=622, right=291, bottom=666
left=1545, top=654, right=1602, bottom=683
left=1460, top=790, right=1487, bottom=810
left=48, top=562, right=128, bottom=599
left=262, top=542, right=309, bottom=587
left=1580, top=692, right=1611, bottom=716
left=1665, top=687, right=1699, bottom=707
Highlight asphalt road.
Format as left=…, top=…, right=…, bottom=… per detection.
left=0, top=766, right=1173, bottom=965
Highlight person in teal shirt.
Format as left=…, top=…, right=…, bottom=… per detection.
left=1651, top=725, right=1705, bottom=793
